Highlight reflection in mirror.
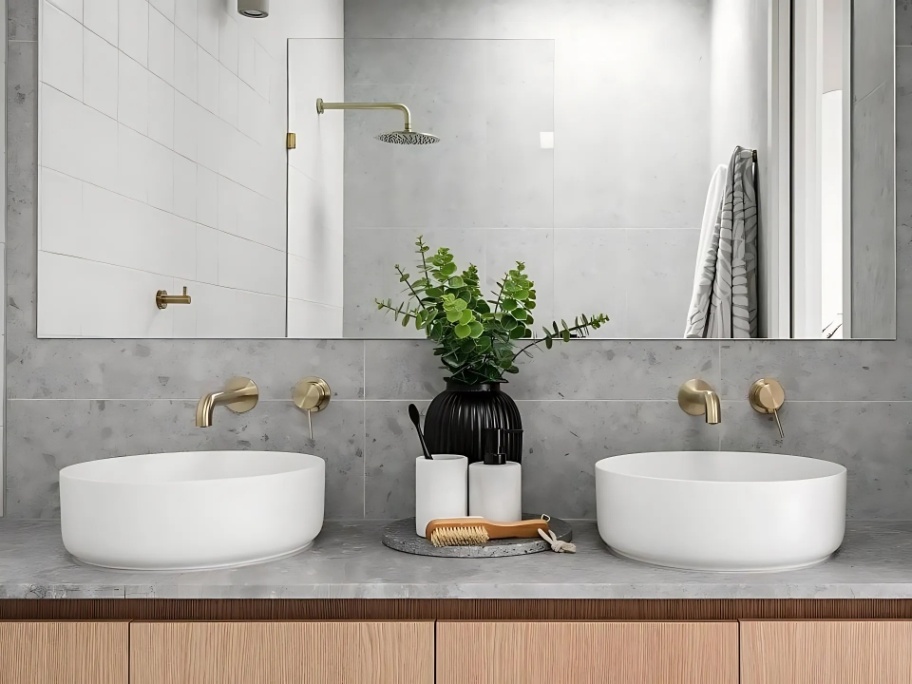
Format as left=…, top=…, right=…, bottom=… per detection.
left=36, top=0, right=895, bottom=340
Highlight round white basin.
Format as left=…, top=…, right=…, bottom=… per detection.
left=595, top=451, right=847, bottom=572
left=60, top=451, right=325, bottom=571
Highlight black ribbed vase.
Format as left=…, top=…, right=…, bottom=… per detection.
left=423, top=382, right=523, bottom=464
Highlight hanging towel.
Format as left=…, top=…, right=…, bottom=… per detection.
left=684, top=164, right=728, bottom=336
left=684, top=147, right=759, bottom=339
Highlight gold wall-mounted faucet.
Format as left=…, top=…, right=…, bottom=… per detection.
left=678, top=379, right=722, bottom=425
left=196, top=377, right=259, bottom=428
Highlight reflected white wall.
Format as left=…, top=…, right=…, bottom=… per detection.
left=287, top=40, right=345, bottom=338
left=820, top=90, right=844, bottom=338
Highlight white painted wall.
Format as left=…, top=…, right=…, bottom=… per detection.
left=708, top=0, right=776, bottom=335
left=821, top=90, right=844, bottom=337
left=287, top=40, right=344, bottom=338
left=37, top=0, right=343, bottom=337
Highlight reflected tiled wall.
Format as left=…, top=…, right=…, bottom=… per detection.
left=342, top=0, right=711, bottom=339
left=36, top=0, right=290, bottom=337
left=5, top=0, right=912, bottom=523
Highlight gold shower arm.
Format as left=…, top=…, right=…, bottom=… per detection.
left=316, top=98, right=413, bottom=132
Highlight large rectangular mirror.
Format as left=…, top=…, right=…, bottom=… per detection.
left=35, top=0, right=895, bottom=339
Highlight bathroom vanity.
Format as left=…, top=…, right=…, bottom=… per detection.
left=2, top=520, right=912, bottom=683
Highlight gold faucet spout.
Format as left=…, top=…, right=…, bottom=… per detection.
left=703, top=389, right=721, bottom=425
left=678, top=379, right=722, bottom=425
left=195, top=378, right=259, bottom=428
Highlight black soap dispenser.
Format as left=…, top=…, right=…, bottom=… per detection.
left=468, top=428, right=522, bottom=522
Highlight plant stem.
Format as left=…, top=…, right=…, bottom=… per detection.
left=376, top=300, right=421, bottom=318
left=510, top=322, right=594, bottom=362
left=396, top=265, right=429, bottom=311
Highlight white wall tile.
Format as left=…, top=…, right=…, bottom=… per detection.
left=174, top=0, right=197, bottom=39
left=39, top=0, right=293, bottom=341
left=173, top=27, right=198, bottom=99
left=149, top=0, right=173, bottom=21
left=148, top=7, right=175, bottom=83
left=83, top=29, right=118, bottom=118
left=116, top=123, right=149, bottom=201
left=287, top=299, right=343, bottom=338
left=39, top=168, right=84, bottom=253
left=84, top=0, right=118, bottom=44
left=81, top=104, right=119, bottom=189
left=173, top=154, right=197, bottom=220
left=147, top=74, right=174, bottom=147
left=196, top=166, right=218, bottom=227
left=195, top=224, right=219, bottom=283
left=253, top=41, right=272, bottom=99
left=216, top=174, right=239, bottom=235
left=238, top=31, right=256, bottom=86
left=237, top=81, right=261, bottom=138
left=196, top=109, right=223, bottom=171
left=48, top=0, right=83, bottom=21
left=42, top=2, right=84, bottom=100
left=40, top=85, right=85, bottom=179
left=197, top=46, right=219, bottom=113
left=117, top=53, right=149, bottom=133
left=172, top=93, right=198, bottom=159
left=196, top=0, right=220, bottom=56
left=218, top=232, right=286, bottom=296
left=38, top=252, right=175, bottom=337
left=192, top=284, right=286, bottom=337
left=219, top=15, right=239, bottom=74
left=145, top=141, right=174, bottom=211
left=118, top=0, right=149, bottom=66
left=218, top=65, right=238, bottom=126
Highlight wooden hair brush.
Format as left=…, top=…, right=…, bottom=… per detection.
left=426, top=517, right=550, bottom=547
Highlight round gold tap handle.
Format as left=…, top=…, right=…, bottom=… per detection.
left=293, top=377, right=332, bottom=440
left=749, top=378, right=785, bottom=438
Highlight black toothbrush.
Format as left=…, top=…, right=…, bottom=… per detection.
left=408, top=404, right=434, bottom=460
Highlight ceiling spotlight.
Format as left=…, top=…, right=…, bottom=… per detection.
left=238, top=0, right=269, bottom=18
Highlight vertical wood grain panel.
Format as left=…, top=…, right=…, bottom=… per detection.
left=358, top=622, right=434, bottom=683
left=0, top=621, right=128, bottom=684
left=741, top=620, right=912, bottom=684
left=130, top=621, right=433, bottom=684
left=437, top=621, right=739, bottom=684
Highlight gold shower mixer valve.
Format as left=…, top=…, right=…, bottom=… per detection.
left=293, top=377, right=332, bottom=440
left=749, top=378, right=786, bottom=438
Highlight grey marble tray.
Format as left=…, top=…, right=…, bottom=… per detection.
left=382, top=515, right=573, bottom=558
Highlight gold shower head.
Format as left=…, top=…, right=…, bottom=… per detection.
left=315, top=98, right=440, bottom=145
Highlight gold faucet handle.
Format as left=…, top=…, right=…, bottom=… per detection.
left=293, top=377, right=332, bottom=440
left=749, top=378, right=785, bottom=438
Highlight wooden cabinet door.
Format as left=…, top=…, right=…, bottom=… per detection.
left=0, top=621, right=128, bottom=684
left=437, top=621, right=739, bottom=684
left=130, top=621, right=433, bottom=684
left=742, top=620, right=912, bottom=684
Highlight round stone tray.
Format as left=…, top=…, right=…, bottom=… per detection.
left=381, top=515, right=573, bottom=558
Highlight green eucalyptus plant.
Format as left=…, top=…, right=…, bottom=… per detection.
left=376, top=236, right=610, bottom=386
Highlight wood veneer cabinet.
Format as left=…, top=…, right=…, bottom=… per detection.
left=0, top=621, right=128, bottom=684
left=741, top=620, right=912, bottom=684
left=129, top=621, right=434, bottom=684
left=436, top=621, right=740, bottom=684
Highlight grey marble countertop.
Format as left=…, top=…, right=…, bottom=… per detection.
left=1, top=520, right=912, bottom=600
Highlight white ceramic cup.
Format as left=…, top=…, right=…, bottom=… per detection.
left=415, top=454, right=468, bottom=537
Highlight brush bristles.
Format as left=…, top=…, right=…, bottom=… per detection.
left=429, top=525, right=490, bottom=547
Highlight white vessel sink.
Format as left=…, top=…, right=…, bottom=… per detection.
left=596, top=451, right=846, bottom=572
left=60, top=451, right=324, bottom=571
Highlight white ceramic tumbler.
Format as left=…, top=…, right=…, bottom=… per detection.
left=415, top=454, right=468, bottom=537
